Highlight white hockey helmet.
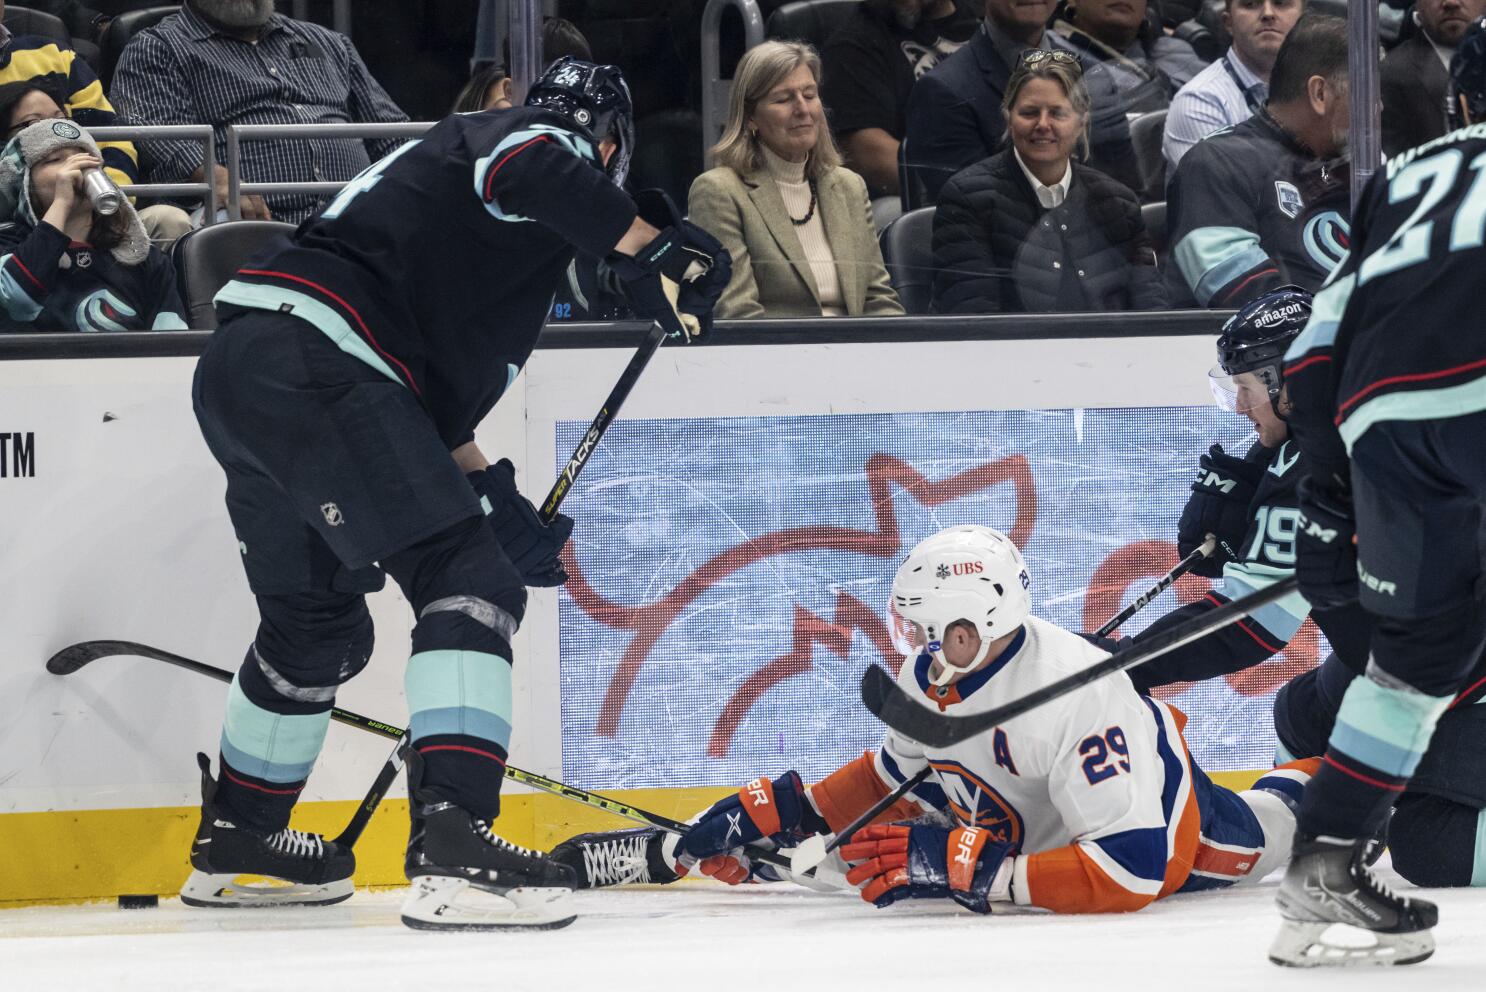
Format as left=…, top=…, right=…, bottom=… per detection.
left=891, top=525, right=1031, bottom=687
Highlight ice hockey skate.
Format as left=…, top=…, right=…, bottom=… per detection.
left=551, top=826, right=685, bottom=888
left=180, top=753, right=355, bottom=908
left=400, top=751, right=576, bottom=930
left=1270, top=835, right=1438, bottom=967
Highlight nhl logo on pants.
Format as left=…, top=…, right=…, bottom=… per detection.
left=321, top=502, right=345, bottom=526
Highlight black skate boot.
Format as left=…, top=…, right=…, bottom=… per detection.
left=400, top=751, right=576, bottom=930
left=551, top=827, right=685, bottom=888
left=1270, top=834, right=1438, bottom=967
left=180, top=753, right=355, bottom=908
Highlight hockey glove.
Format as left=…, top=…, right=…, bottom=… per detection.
left=678, top=770, right=829, bottom=884
left=467, top=460, right=574, bottom=587
left=612, top=190, right=731, bottom=342
left=1178, top=443, right=1265, bottom=576
left=1295, top=476, right=1358, bottom=610
left=841, top=823, right=1014, bottom=913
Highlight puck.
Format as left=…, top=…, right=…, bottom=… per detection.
left=117, top=894, right=159, bottom=909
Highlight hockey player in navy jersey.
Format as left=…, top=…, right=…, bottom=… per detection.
left=1267, top=18, right=1486, bottom=967
left=184, top=57, right=729, bottom=930
left=1119, top=287, right=1375, bottom=693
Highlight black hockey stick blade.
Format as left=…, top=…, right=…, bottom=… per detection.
left=47, top=639, right=221, bottom=678
left=861, top=576, right=1299, bottom=748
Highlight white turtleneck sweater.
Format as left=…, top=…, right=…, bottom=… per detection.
left=762, top=145, right=845, bottom=316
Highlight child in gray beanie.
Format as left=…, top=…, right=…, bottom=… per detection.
left=0, top=119, right=186, bottom=332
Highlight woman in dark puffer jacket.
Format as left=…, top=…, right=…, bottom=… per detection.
left=931, top=51, right=1166, bottom=314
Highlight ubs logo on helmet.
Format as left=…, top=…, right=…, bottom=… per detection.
left=1303, top=210, right=1350, bottom=271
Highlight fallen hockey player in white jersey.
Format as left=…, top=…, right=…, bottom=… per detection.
left=554, top=525, right=1318, bottom=913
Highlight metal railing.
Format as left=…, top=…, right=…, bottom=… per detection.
left=222, top=121, right=435, bottom=219
left=82, top=125, right=218, bottom=222
left=700, top=0, right=765, bottom=163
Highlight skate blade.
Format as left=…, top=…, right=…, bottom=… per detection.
left=400, top=874, right=576, bottom=931
left=179, top=870, right=353, bottom=909
left=1268, top=920, right=1436, bottom=968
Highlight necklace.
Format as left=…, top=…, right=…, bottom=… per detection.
left=789, top=177, right=819, bottom=226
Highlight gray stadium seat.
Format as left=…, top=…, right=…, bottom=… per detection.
left=1129, top=109, right=1167, bottom=204
left=173, top=220, right=296, bottom=329
left=765, top=0, right=858, bottom=49
left=99, top=6, right=179, bottom=89
left=878, top=206, right=935, bottom=315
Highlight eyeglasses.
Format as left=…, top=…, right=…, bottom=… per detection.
left=6, top=111, right=67, bottom=139
left=1019, top=49, right=1083, bottom=72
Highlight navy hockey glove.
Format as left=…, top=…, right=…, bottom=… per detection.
left=679, top=771, right=829, bottom=884
left=842, top=823, right=1014, bottom=913
left=612, top=189, right=731, bottom=341
left=1178, top=443, right=1265, bottom=577
left=1295, top=476, right=1358, bottom=610
left=468, top=460, right=574, bottom=587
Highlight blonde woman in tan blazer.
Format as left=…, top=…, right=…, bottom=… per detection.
left=688, top=41, right=903, bottom=319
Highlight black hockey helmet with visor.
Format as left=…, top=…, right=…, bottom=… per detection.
left=524, top=56, right=634, bottom=187
left=1209, top=285, right=1311, bottom=415
left=1451, top=18, right=1486, bottom=128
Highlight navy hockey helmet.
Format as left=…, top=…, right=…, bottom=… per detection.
left=525, top=56, right=634, bottom=187
left=1209, top=285, right=1312, bottom=414
left=1450, top=17, right=1486, bottom=128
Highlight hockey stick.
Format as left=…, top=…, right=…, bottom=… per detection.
left=859, top=575, right=1299, bottom=748
left=788, top=540, right=1218, bottom=877
left=43, top=638, right=807, bottom=876
left=1092, top=534, right=1217, bottom=638
left=540, top=319, right=666, bottom=521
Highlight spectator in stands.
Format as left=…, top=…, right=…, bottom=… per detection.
left=111, top=0, right=409, bottom=224
left=820, top=0, right=980, bottom=199
left=688, top=41, right=902, bottom=319
left=1165, top=15, right=1349, bottom=309
left=1163, top=0, right=1304, bottom=174
left=1052, top=0, right=1207, bottom=114
left=0, top=6, right=195, bottom=242
left=0, top=119, right=185, bottom=332
left=452, top=17, right=593, bottom=114
left=931, top=51, right=1164, bottom=313
left=0, top=79, right=192, bottom=245
left=904, top=0, right=1140, bottom=203
left=1382, top=0, right=1485, bottom=157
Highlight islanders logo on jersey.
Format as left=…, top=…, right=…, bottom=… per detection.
left=931, top=759, right=1025, bottom=846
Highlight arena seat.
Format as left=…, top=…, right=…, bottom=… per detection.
left=878, top=206, right=935, bottom=315
left=99, top=6, right=179, bottom=89
left=765, top=0, right=858, bottom=49
left=898, top=135, right=931, bottom=213
left=173, top=220, right=296, bottom=329
left=3, top=6, right=73, bottom=49
left=1142, top=200, right=1168, bottom=261
left=1129, top=109, right=1168, bottom=204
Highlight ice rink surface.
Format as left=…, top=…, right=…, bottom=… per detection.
left=4, top=862, right=1484, bottom=992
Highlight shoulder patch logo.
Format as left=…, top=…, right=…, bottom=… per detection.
left=321, top=502, right=345, bottom=526
left=1274, top=181, right=1303, bottom=219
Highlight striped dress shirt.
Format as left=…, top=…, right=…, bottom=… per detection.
left=1161, top=49, right=1266, bottom=175
left=111, top=6, right=407, bottom=222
